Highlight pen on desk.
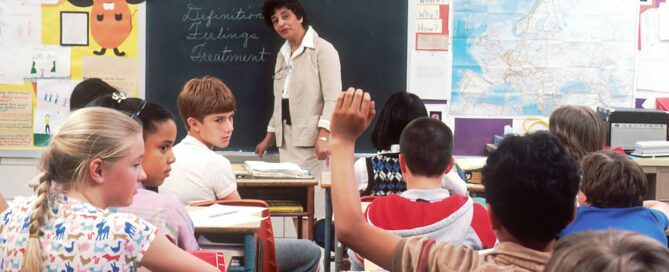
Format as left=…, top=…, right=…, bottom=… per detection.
left=209, top=211, right=238, bottom=218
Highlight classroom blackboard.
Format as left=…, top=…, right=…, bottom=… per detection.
left=146, top=0, right=407, bottom=152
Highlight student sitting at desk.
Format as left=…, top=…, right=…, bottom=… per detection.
left=160, top=76, right=321, bottom=272
left=329, top=88, right=580, bottom=271
left=559, top=151, right=669, bottom=245
left=549, top=105, right=608, bottom=163
left=160, top=76, right=241, bottom=203
left=0, top=108, right=216, bottom=271
left=87, top=94, right=199, bottom=251
left=347, top=117, right=496, bottom=271
left=353, top=92, right=467, bottom=196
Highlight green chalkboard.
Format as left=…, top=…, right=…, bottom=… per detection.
left=146, top=0, right=407, bottom=152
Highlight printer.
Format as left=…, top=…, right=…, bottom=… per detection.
left=597, top=106, right=669, bottom=151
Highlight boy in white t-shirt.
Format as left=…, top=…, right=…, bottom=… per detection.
left=160, top=76, right=241, bottom=204
left=160, top=75, right=321, bottom=272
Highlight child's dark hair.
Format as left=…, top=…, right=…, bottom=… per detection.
left=261, top=0, right=309, bottom=29
left=483, top=131, right=579, bottom=243
left=580, top=151, right=647, bottom=208
left=87, top=95, right=176, bottom=139
left=399, top=117, right=453, bottom=177
left=70, top=78, right=117, bottom=111
left=371, top=92, right=427, bottom=151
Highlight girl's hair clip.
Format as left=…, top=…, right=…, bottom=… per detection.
left=111, top=92, right=127, bottom=104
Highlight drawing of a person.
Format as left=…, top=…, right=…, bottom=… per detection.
left=44, top=114, right=51, bottom=134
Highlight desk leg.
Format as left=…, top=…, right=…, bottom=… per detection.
left=244, top=233, right=256, bottom=272
left=324, top=188, right=332, bottom=272
left=307, top=186, right=315, bottom=240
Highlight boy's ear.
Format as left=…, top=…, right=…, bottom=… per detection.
left=88, top=158, right=105, bottom=185
left=444, top=157, right=455, bottom=174
left=399, top=154, right=407, bottom=175
left=487, top=203, right=502, bottom=230
left=186, top=117, right=200, bottom=133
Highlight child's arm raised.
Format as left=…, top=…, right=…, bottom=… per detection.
left=330, top=88, right=401, bottom=270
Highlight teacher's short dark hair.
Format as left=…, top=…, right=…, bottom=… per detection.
left=262, top=0, right=309, bottom=29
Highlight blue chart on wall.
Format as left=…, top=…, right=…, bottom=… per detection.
left=450, top=0, right=637, bottom=116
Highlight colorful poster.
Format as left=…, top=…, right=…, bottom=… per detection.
left=41, top=1, right=141, bottom=80
left=0, top=84, right=34, bottom=149
left=33, top=80, right=79, bottom=146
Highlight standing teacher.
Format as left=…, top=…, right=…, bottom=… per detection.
left=256, top=0, right=341, bottom=181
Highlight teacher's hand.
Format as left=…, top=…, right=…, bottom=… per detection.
left=255, top=132, right=276, bottom=160
left=316, top=139, right=330, bottom=161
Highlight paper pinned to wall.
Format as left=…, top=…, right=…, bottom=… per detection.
left=659, top=3, right=669, bottom=40
left=60, top=11, right=89, bottom=46
left=82, top=56, right=138, bottom=96
left=33, top=80, right=79, bottom=147
left=0, top=1, right=41, bottom=46
left=0, top=85, right=34, bottom=149
left=417, top=5, right=440, bottom=19
left=638, top=7, right=669, bottom=92
left=23, top=45, right=72, bottom=82
left=0, top=47, right=32, bottom=84
left=409, top=51, right=452, bottom=100
left=416, top=19, right=443, bottom=33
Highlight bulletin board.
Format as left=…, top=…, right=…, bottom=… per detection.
left=0, top=0, right=142, bottom=149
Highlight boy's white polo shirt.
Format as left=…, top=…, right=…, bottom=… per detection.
left=160, top=135, right=237, bottom=205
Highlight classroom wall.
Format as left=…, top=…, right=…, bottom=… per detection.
left=0, top=0, right=669, bottom=193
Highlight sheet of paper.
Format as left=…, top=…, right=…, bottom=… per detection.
left=417, top=0, right=449, bottom=4
left=23, top=46, right=72, bottom=82
left=416, top=19, right=443, bottom=33
left=61, top=12, right=89, bottom=46
left=0, top=86, right=33, bottom=148
left=33, top=80, right=79, bottom=146
left=0, top=1, right=41, bottom=45
left=409, top=51, right=452, bottom=100
left=659, top=3, right=669, bottom=40
left=82, top=57, right=138, bottom=96
left=638, top=7, right=669, bottom=92
left=0, top=47, right=32, bottom=84
left=188, top=204, right=266, bottom=228
left=416, top=34, right=450, bottom=51
left=416, top=5, right=440, bottom=19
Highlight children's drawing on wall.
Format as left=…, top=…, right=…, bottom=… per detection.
left=24, top=46, right=71, bottom=82
left=0, top=1, right=41, bottom=46
left=33, top=79, right=79, bottom=146
left=66, top=0, right=145, bottom=56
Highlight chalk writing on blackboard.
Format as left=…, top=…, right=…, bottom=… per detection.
left=182, top=4, right=271, bottom=64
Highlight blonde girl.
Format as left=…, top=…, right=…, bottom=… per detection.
left=0, top=108, right=215, bottom=271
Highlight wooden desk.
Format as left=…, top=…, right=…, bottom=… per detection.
left=632, top=157, right=669, bottom=202
left=233, top=164, right=318, bottom=240
left=236, top=178, right=317, bottom=240
left=187, top=206, right=261, bottom=272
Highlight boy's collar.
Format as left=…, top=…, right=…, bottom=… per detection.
left=183, top=134, right=215, bottom=150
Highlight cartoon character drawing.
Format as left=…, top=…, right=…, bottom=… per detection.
left=67, top=0, right=146, bottom=56
left=44, top=114, right=51, bottom=134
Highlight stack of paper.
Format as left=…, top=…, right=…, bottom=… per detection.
left=243, top=161, right=306, bottom=178
left=631, top=141, right=669, bottom=157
